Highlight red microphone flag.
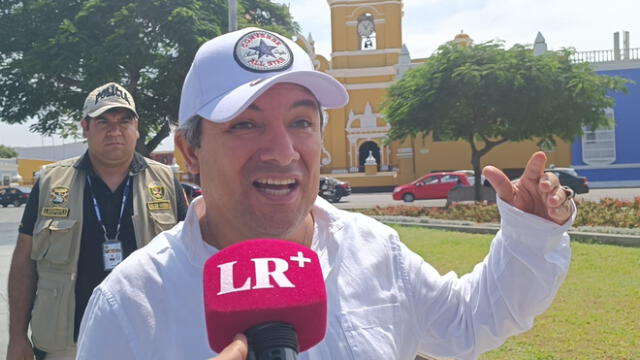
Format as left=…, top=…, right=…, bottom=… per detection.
left=203, top=238, right=327, bottom=353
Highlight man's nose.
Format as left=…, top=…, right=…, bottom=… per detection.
left=259, top=124, right=300, bottom=165
left=106, top=122, right=122, bottom=135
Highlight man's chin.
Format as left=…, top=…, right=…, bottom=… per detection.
left=247, top=212, right=308, bottom=239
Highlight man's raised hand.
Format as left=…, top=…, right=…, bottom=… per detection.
left=482, top=151, right=573, bottom=225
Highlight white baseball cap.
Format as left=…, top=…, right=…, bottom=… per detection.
left=178, top=27, right=349, bottom=125
left=82, top=82, right=138, bottom=119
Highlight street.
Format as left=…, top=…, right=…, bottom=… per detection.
left=332, top=187, right=640, bottom=209
left=0, top=186, right=637, bottom=357
left=0, top=206, right=21, bottom=357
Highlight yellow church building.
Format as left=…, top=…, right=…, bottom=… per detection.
left=293, top=0, right=571, bottom=189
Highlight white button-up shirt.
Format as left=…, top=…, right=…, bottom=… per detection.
left=77, top=196, right=572, bottom=360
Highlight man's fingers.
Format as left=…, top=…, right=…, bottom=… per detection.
left=521, top=151, right=547, bottom=182
left=547, top=195, right=573, bottom=224
left=212, top=334, right=248, bottom=360
left=482, top=165, right=514, bottom=203
left=538, top=172, right=560, bottom=198
left=544, top=185, right=573, bottom=224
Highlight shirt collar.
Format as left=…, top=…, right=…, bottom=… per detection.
left=310, top=197, right=345, bottom=281
left=73, top=151, right=148, bottom=175
left=181, top=196, right=219, bottom=269
left=180, top=196, right=346, bottom=273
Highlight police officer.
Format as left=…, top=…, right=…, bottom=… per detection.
left=7, top=83, right=188, bottom=360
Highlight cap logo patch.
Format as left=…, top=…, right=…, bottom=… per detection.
left=94, top=84, right=131, bottom=105
left=234, top=30, right=293, bottom=73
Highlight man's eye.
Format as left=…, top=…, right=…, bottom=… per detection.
left=291, top=119, right=312, bottom=128
left=230, top=121, right=256, bottom=130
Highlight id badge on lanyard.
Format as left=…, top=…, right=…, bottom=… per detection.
left=87, top=175, right=132, bottom=272
left=103, top=239, right=123, bottom=271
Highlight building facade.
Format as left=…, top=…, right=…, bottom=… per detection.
left=570, top=31, right=640, bottom=188
left=0, top=158, right=19, bottom=186
left=14, top=142, right=87, bottom=185
left=301, top=0, right=571, bottom=190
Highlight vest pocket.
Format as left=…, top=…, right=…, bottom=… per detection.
left=32, top=219, right=77, bottom=264
left=30, top=273, right=69, bottom=351
left=149, top=211, right=177, bottom=233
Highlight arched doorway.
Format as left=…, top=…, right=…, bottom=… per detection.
left=358, top=141, right=381, bottom=172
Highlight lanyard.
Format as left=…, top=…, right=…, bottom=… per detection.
left=86, top=175, right=132, bottom=243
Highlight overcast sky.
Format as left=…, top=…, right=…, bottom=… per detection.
left=2, top=0, right=638, bottom=150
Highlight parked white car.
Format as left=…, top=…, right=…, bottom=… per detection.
left=455, top=170, right=487, bottom=186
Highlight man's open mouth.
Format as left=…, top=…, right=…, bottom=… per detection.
left=253, top=178, right=298, bottom=196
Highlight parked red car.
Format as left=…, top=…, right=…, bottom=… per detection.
left=392, top=172, right=470, bottom=202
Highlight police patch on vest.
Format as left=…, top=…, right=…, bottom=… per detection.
left=234, top=30, right=293, bottom=73
left=148, top=182, right=166, bottom=200
left=41, top=207, right=70, bottom=217
left=147, top=200, right=171, bottom=211
left=147, top=182, right=171, bottom=211
left=42, top=186, right=71, bottom=217
left=50, top=186, right=70, bottom=205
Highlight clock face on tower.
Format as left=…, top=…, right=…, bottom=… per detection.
left=357, top=19, right=374, bottom=37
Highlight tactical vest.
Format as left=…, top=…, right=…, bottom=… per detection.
left=30, top=156, right=179, bottom=351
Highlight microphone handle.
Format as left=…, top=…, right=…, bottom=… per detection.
left=249, top=347, right=297, bottom=360
left=246, top=322, right=299, bottom=360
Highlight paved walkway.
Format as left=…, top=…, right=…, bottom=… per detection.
left=1, top=244, right=14, bottom=358
left=0, top=206, right=24, bottom=359
left=0, top=229, right=18, bottom=358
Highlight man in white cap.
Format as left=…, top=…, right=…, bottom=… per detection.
left=7, top=83, right=187, bottom=360
left=77, top=28, right=574, bottom=359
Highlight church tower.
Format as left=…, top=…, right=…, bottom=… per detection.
left=321, top=0, right=405, bottom=182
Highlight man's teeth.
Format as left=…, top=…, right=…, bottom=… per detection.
left=262, top=188, right=292, bottom=196
left=256, top=178, right=296, bottom=185
left=254, top=178, right=296, bottom=196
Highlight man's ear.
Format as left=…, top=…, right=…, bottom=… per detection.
left=134, top=118, right=140, bottom=140
left=175, top=132, right=200, bottom=174
left=80, top=118, right=89, bottom=137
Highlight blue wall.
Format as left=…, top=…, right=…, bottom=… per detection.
left=571, top=67, right=640, bottom=187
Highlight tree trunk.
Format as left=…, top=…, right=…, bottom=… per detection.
left=467, top=136, right=508, bottom=201
left=471, top=151, right=482, bottom=201
left=144, top=121, right=171, bottom=155
left=135, top=131, right=149, bottom=157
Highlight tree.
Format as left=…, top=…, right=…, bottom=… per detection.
left=0, top=0, right=298, bottom=155
left=0, top=145, right=18, bottom=158
left=382, top=41, right=630, bottom=200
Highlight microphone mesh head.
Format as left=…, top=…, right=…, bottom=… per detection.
left=203, top=238, right=327, bottom=353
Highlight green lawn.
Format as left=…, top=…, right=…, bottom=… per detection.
left=392, top=225, right=640, bottom=360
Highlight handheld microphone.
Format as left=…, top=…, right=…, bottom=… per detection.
left=203, top=238, right=327, bottom=360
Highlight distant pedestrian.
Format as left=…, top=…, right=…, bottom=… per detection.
left=452, top=177, right=465, bottom=190
left=6, top=83, right=187, bottom=360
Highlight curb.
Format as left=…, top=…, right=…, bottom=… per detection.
left=372, top=217, right=640, bottom=248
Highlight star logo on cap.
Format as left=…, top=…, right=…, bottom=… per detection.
left=250, top=39, right=277, bottom=59
left=234, top=30, right=293, bottom=73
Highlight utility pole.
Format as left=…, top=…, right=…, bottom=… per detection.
left=228, top=0, right=237, bottom=32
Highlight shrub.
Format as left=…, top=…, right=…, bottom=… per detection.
left=360, top=197, right=640, bottom=229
